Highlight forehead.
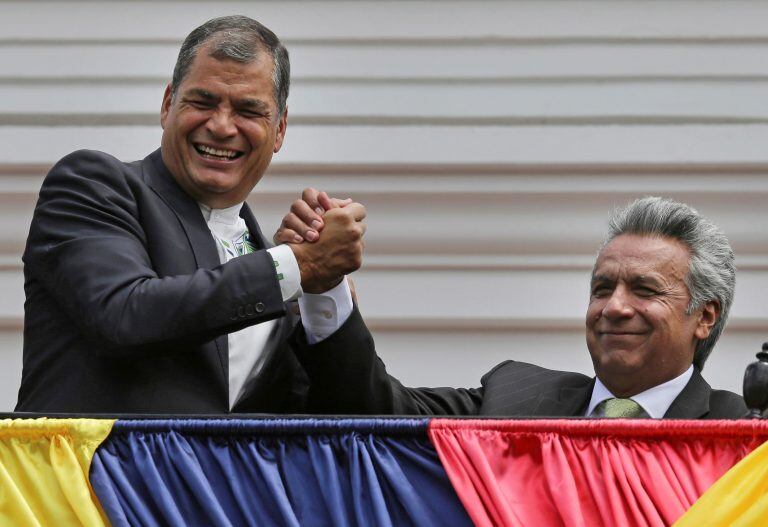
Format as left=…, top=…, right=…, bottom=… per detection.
left=180, top=45, right=275, bottom=97
left=593, top=234, right=691, bottom=281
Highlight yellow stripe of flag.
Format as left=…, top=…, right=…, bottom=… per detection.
left=0, top=418, right=115, bottom=527
left=675, top=439, right=768, bottom=526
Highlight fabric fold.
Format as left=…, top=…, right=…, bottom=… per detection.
left=674, top=436, right=768, bottom=526
left=0, top=417, right=115, bottom=527
left=428, top=419, right=768, bottom=527
left=90, top=418, right=471, bottom=527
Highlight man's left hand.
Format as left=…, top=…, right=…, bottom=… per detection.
left=274, top=187, right=352, bottom=245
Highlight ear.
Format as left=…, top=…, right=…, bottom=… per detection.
left=273, top=107, right=288, bottom=153
left=160, top=83, right=173, bottom=129
left=694, top=300, right=720, bottom=340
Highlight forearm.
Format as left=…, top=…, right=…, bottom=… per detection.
left=32, top=240, right=285, bottom=348
left=293, top=307, right=483, bottom=415
left=293, top=306, right=397, bottom=414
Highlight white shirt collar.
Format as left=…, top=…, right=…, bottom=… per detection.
left=585, top=365, right=694, bottom=418
left=198, top=202, right=244, bottom=225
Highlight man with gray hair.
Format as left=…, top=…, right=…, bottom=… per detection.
left=16, top=16, right=365, bottom=413
left=285, top=196, right=746, bottom=418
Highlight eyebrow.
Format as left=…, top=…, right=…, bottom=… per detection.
left=237, top=98, right=271, bottom=112
left=631, top=274, right=664, bottom=287
left=590, top=272, right=664, bottom=287
left=184, top=88, right=219, bottom=102
left=590, top=273, right=613, bottom=286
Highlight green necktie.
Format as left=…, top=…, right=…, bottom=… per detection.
left=595, top=398, right=648, bottom=418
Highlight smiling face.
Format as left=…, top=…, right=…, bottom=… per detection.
left=160, top=43, right=287, bottom=208
left=586, top=234, right=719, bottom=397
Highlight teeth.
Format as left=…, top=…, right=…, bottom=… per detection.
left=197, top=144, right=238, bottom=159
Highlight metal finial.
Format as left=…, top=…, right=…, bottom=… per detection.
left=743, top=344, right=768, bottom=418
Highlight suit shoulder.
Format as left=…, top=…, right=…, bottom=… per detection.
left=481, top=360, right=591, bottom=389
left=708, top=388, right=747, bottom=418
left=47, top=149, right=140, bottom=185
left=55, top=149, right=130, bottom=169
left=38, top=150, right=146, bottom=206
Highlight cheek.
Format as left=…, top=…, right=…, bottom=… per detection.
left=247, top=122, right=277, bottom=143
left=175, top=112, right=209, bottom=135
left=585, top=301, right=602, bottom=323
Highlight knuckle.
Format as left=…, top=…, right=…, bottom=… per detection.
left=283, top=212, right=298, bottom=227
left=326, top=208, right=346, bottom=222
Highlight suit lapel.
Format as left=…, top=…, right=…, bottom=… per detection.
left=664, top=369, right=710, bottom=418
left=532, top=380, right=594, bottom=417
left=143, top=150, right=221, bottom=269
left=240, top=202, right=269, bottom=250
left=528, top=369, right=710, bottom=418
left=142, top=149, right=228, bottom=379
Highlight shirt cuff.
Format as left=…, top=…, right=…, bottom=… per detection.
left=266, top=245, right=303, bottom=302
left=299, top=276, right=354, bottom=344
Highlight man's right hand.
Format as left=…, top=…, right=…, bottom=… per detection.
left=288, top=202, right=367, bottom=294
left=274, top=188, right=352, bottom=244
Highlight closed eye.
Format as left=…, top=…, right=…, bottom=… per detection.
left=187, top=99, right=214, bottom=110
left=239, top=109, right=267, bottom=118
left=591, top=285, right=613, bottom=297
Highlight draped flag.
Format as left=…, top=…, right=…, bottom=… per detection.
left=675, top=437, right=768, bottom=526
left=428, top=419, right=768, bottom=527
left=89, top=418, right=472, bottom=527
left=4, top=417, right=768, bottom=526
left=0, top=417, right=114, bottom=526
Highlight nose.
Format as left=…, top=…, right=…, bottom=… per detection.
left=601, top=285, right=635, bottom=320
left=206, top=109, right=237, bottom=138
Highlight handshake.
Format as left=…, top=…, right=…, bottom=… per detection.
left=275, top=188, right=366, bottom=294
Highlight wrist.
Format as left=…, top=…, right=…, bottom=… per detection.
left=291, top=243, right=342, bottom=293
left=303, top=276, right=343, bottom=295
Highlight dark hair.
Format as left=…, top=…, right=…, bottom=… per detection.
left=603, top=196, right=735, bottom=370
left=171, top=15, right=290, bottom=117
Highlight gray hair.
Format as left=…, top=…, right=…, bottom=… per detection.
left=171, top=15, right=290, bottom=117
left=602, top=196, right=735, bottom=370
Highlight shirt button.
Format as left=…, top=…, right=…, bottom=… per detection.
left=322, top=311, right=333, bottom=320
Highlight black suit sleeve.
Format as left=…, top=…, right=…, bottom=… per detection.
left=294, top=307, right=483, bottom=415
left=24, top=150, right=285, bottom=350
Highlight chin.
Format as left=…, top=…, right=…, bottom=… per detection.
left=192, top=174, right=240, bottom=194
left=594, top=350, right=645, bottom=375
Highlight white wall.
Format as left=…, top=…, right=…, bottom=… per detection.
left=1, top=0, right=766, bottom=410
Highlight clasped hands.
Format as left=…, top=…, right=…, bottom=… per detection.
left=275, top=188, right=366, bottom=294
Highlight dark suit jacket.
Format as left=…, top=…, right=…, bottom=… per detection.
left=294, top=309, right=747, bottom=418
left=17, top=149, right=309, bottom=413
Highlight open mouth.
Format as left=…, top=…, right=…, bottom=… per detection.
left=194, top=143, right=244, bottom=161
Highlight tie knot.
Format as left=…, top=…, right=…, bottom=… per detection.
left=596, top=398, right=647, bottom=418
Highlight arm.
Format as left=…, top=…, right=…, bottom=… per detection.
left=24, top=150, right=287, bottom=350
left=292, top=306, right=483, bottom=415
left=279, top=188, right=482, bottom=414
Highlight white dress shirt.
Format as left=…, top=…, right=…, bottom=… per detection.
left=199, top=203, right=353, bottom=409
left=585, top=365, right=694, bottom=418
